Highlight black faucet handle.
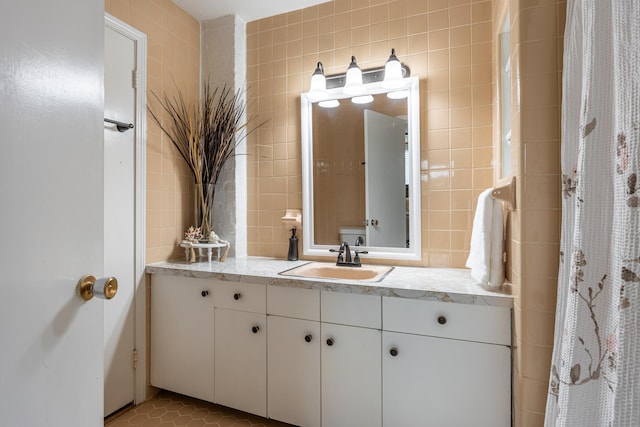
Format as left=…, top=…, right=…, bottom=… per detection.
left=353, top=250, right=368, bottom=265
left=329, top=247, right=344, bottom=263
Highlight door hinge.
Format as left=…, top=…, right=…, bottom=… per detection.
left=133, top=348, right=139, bottom=370
left=132, top=70, right=137, bottom=89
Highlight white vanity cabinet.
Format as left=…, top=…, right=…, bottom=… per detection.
left=150, top=275, right=215, bottom=402
left=382, top=297, right=512, bottom=427
left=214, top=282, right=267, bottom=417
left=266, top=286, right=321, bottom=427
left=321, top=292, right=382, bottom=427
left=149, top=271, right=512, bottom=427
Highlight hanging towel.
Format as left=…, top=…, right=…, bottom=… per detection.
left=465, top=188, right=505, bottom=289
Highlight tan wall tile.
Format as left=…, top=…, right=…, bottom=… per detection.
left=471, top=1, right=493, bottom=23
left=450, top=5, right=471, bottom=27
left=519, top=277, right=559, bottom=313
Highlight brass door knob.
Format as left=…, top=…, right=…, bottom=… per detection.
left=77, top=274, right=118, bottom=301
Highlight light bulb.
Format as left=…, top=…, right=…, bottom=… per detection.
left=382, top=48, right=404, bottom=89
left=308, top=62, right=327, bottom=101
left=318, top=99, right=340, bottom=108
left=387, top=90, right=409, bottom=99
left=351, top=95, right=374, bottom=104
left=343, top=56, right=364, bottom=95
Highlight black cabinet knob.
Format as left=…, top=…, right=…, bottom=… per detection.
left=201, top=290, right=209, bottom=297
left=326, top=338, right=334, bottom=346
left=390, top=347, right=399, bottom=357
left=252, top=325, right=260, bottom=334
left=437, top=315, right=447, bottom=325
left=233, top=292, right=242, bottom=300
left=305, top=334, right=313, bottom=343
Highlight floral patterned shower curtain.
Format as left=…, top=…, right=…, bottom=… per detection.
left=545, top=1, right=640, bottom=425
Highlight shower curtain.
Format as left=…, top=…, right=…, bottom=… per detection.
left=545, top=1, right=640, bottom=425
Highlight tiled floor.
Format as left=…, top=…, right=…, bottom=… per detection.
left=105, top=391, right=294, bottom=427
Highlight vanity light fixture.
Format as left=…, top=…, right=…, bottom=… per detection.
left=307, top=62, right=328, bottom=101
left=343, top=56, right=365, bottom=95
left=306, top=49, right=411, bottom=102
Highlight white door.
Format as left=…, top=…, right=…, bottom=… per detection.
left=0, top=1, right=105, bottom=426
left=364, top=110, right=408, bottom=248
left=104, top=24, right=137, bottom=416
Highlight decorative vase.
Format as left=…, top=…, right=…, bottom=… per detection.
left=195, top=183, right=215, bottom=239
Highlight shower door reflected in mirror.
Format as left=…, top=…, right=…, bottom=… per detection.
left=364, top=110, right=408, bottom=248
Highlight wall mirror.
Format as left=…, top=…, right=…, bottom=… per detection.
left=301, top=76, right=421, bottom=261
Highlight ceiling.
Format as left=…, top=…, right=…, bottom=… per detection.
left=172, top=0, right=333, bottom=22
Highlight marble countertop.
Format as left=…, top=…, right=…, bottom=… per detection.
left=146, top=257, right=513, bottom=308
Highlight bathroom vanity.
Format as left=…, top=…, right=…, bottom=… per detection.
left=147, top=258, right=512, bottom=427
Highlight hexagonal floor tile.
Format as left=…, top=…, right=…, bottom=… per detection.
left=105, top=391, right=294, bottom=427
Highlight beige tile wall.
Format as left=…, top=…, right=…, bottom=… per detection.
left=497, top=0, right=565, bottom=425
left=246, top=0, right=496, bottom=266
left=105, top=0, right=200, bottom=263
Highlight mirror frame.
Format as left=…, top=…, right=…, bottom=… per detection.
left=301, top=76, right=421, bottom=261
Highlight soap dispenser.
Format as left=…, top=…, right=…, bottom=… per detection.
left=281, top=208, right=302, bottom=261
left=287, top=228, right=299, bottom=261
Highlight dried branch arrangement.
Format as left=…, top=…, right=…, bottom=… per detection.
left=149, top=81, right=264, bottom=236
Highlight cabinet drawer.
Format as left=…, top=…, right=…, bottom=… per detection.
left=321, top=292, right=381, bottom=329
left=267, top=286, right=320, bottom=321
left=213, top=280, right=266, bottom=313
left=383, top=297, right=511, bottom=346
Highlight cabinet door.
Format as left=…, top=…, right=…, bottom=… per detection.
left=267, top=316, right=321, bottom=427
left=150, top=276, right=214, bottom=402
left=383, top=331, right=511, bottom=427
left=321, top=323, right=381, bottom=427
left=214, top=308, right=267, bottom=417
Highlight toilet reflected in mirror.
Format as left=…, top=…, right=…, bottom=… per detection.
left=339, top=227, right=366, bottom=246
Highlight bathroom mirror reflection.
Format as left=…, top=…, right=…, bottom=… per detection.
left=499, top=14, right=512, bottom=178
left=301, top=77, right=421, bottom=261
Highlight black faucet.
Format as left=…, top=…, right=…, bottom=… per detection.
left=329, top=241, right=368, bottom=267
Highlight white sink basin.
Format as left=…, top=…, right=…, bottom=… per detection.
left=280, top=262, right=393, bottom=282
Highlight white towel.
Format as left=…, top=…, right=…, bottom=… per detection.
left=465, top=188, right=505, bottom=289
